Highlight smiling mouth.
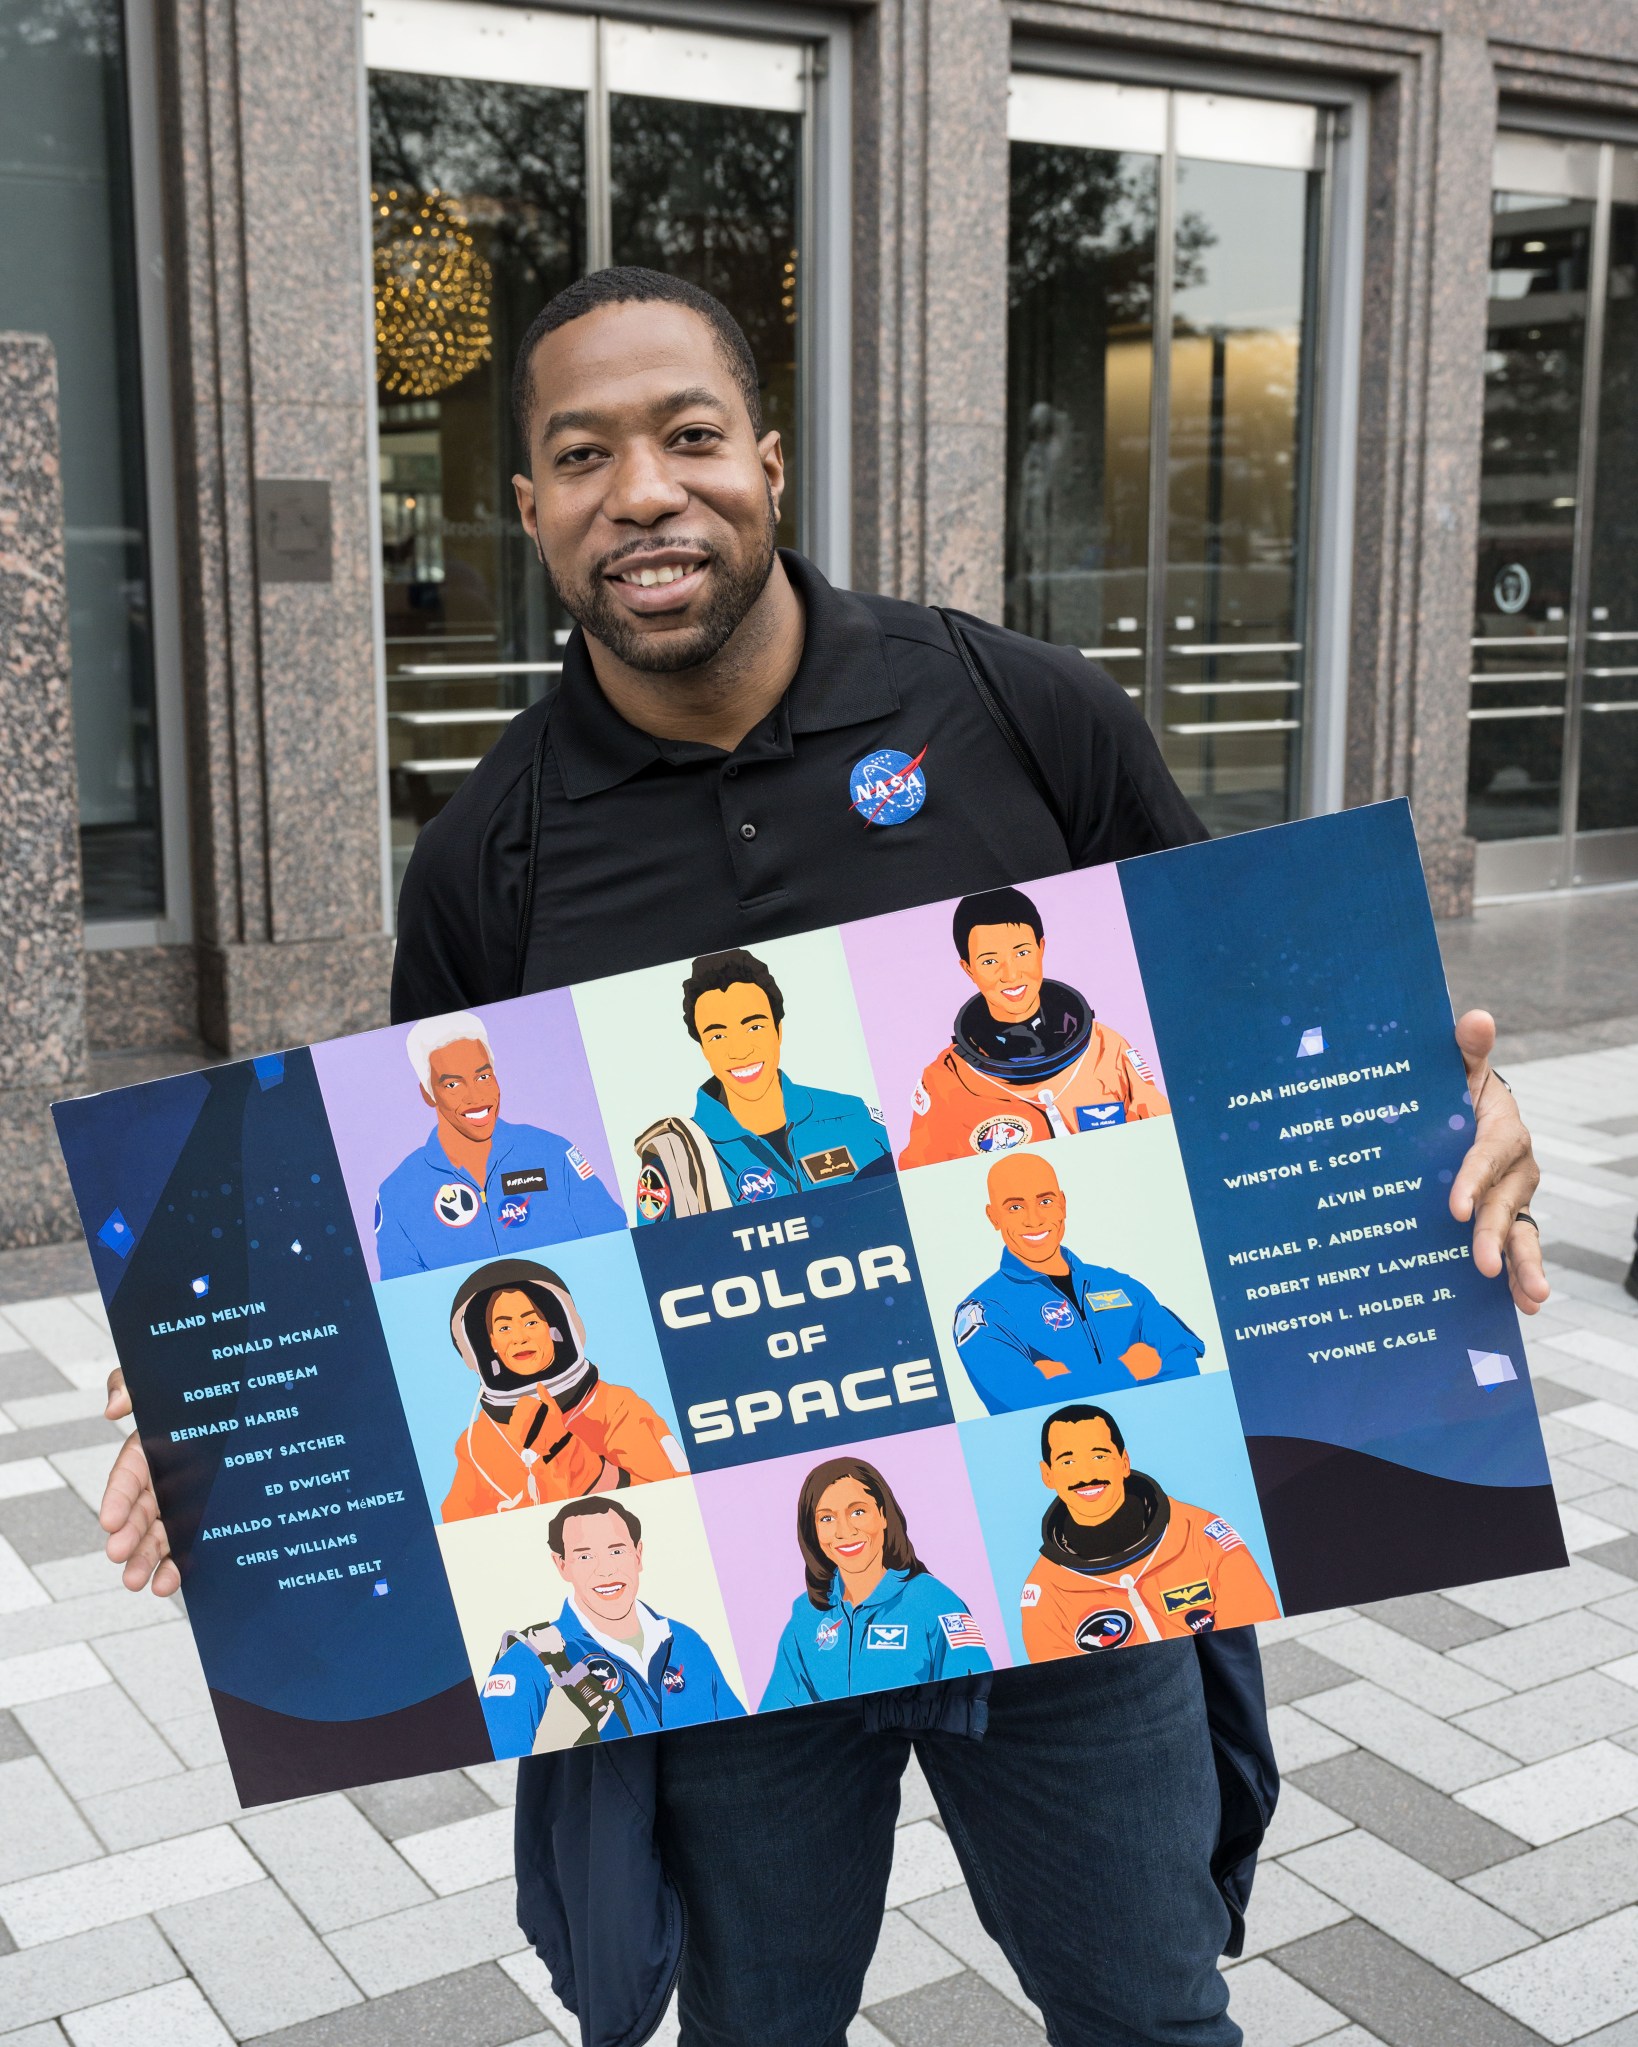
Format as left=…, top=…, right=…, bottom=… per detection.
left=1001, top=983, right=1030, bottom=1000
left=461, top=1107, right=493, bottom=1123
left=592, top=1581, right=625, bottom=1598
left=728, top=1061, right=765, bottom=1084
left=1072, top=1482, right=1108, bottom=1500
left=605, top=549, right=710, bottom=609
left=1021, top=1227, right=1054, bottom=1243
left=833, top=1539, right=867, bottom=1557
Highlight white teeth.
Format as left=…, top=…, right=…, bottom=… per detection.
left=625, top=563, right=692, bottom=587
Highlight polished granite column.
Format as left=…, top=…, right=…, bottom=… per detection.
left=0, top=334, right=87, bottom=1243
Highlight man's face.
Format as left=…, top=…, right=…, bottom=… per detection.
left=693, top=981, right=782, bottom=1111
left=813, top=1477, right=886, bottom=1578
left=485, top=1289, right=556, bottom=1379
left=1041, top=1417, right=1131, bottom=1526
left=423, top=1038, right=500, bottom=1143
left=513, top=300, right=784, bottom=672
left=986, top=1155, right=1068, bottom=1266
left=553, top=1511, right=642, bottom=1627
left=961, top=921, right=1045, bottom=1023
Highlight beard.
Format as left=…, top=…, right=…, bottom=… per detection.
left=545, top=495, right=779, bottom=672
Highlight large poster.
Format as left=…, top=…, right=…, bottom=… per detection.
left=53, top=803, right=1565, bottom=1804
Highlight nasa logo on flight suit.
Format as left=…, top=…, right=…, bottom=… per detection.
left=1074, top=1609, right=1134, bottom=1651
left=433, top=1182, right=480, bottom=1229
left=970, top=1113, right=1032, bottom=1154
left=482, top=1673, right=516, bottom=1697
left=1040, top=1297, right=1075, bottom=1333
left=498, top=1197, right=531, bottom=1229
left=815, top=1617, right=843, bottom=1651
left=662, top=1663, right=686, bottom=1693
left=737, top=1168, right=778, bottom=1202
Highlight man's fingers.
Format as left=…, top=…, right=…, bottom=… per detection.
left=1503, top=1216, right=1551, bottom=1313
left=1450, top=1131, right=1526, bottom=1224
left=1453, top=1008, right=1498, bottom=1076
left=105, top=1366, right=132, bottom=1421
left=99, top=1433, right=152, bottom=1534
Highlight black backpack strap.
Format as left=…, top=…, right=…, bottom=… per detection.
left=935, top=606, right=1072, bottom=848
left=515, top=682, right=561, bottom=999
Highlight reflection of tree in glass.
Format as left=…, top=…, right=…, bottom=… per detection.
left=609, top=98, right=799, bottom=388
left=1008, top=147, right=1211, bottom=313
left=369, top=74, right=585, bottom=301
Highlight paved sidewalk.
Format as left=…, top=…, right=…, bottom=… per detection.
left=1, top=1039, right=1636, bottom=2047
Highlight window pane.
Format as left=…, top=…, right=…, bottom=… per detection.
left=369, top=71, right=585, bottom=892
left=1467, top=187, right=1587, bottom=843
left=1580, top=186, right=1638, bottom=834
left=1004, top=142, right=1157, bottom=671
left=609, top=95, right=801, bottom=548
left=1163, top=157, right=1316, bottom=835
left=0, top=2, right=162, bottom=918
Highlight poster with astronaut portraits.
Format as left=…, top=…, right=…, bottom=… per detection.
left=54, top=803, right=1565, bottom=1804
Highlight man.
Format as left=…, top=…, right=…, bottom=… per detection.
left=634, top=946, right=890, bottom=1219
left=375, top=1010, right=622, bottom=1276
left=99, top=268, right=1549, bottom=2047
left=955, top=1152, right=1204, bottom=1411
left=901, top=886, right=1170, bottom=1166
left=1023, top=1405, right=1280, bottom=1658
left=480, top=1498, right=744, bottom=1756
left=441, top=1258, right=687, bottom=1519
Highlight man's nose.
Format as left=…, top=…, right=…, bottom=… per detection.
left=602, top=442, right=690, bottom=525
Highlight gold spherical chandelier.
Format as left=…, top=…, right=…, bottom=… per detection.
left=372, top=187, right=493, bottom=399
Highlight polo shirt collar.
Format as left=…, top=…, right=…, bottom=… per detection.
left=549, top=550, right=898, bottom=799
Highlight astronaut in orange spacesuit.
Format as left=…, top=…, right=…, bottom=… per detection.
left=1020, top=1404, right=1279, bottom=1659
left=441, top=1258, right=687, bottom=1521
left=899, top=887, right=1169, bottom=1168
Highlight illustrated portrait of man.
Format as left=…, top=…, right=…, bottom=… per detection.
left=952, top=1153, right=1205, bottom=1411
left=633, top=947, right=890, bottom=1220
left=441, top=1257, right=688, bottom=1521
left=1020, top=1404, right=1279, bottom=1659
left=374, top=1010, right=623, bottom=1277
left=900, top=886, right=1170, bottom=1167
left=478, top=1497, right=744, bottom=1756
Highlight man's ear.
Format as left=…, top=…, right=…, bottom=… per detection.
left=550, top=1553, right=569, bottom=1583
left=513, top=470, right=541, bottom=560
left=758, top=429, right=785, bottom=520
left=985, top=1202, right=1000, bottom=1233
left=1039, top=1460, right=1053, bottom=1488
left=420, top=1085, right=435, bottom=1109
left=958, top=957, right=977, bottom=988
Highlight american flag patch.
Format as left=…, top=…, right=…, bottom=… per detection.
left=939, top=1611, right=985, bottom=1649
left=1203, top=1518, right=1242, bottom=1553
left=1126, top=1046, right=1154, bottom=1082
left=567, top=1146, right=596, bottom=1181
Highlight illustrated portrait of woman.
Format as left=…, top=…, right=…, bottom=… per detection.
left=442, top=1257, right=687, bottom=1520
left=759, top=1455, right=993, bottom=1708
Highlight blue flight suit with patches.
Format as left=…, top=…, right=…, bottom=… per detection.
left=481, top=1601, right=745, bottom=1759
left=375, top=1116, right=623, bottom=1278
left=639, top=1076, right=892, bottom=1221
left=760, top=1567, right=994, bottom=1709
left=953, top=1246, right=1205, bottom=1413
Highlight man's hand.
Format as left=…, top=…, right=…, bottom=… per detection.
left=100, top=1368, right=179, bottom=1596
left=1450, top=1010, right=1550, bottom=1316
left=1121, top=1342, right=1163, bottom=1381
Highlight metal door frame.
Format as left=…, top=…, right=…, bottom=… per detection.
left=1476, top=119, right=1638, bottom=901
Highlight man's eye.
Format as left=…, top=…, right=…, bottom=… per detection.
left=672, top=426, right=718, bottom=447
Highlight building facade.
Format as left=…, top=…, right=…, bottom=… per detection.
left=4, top=0, right=1637, bottom=1246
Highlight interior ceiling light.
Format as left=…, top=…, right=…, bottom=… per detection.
left=373, top=187, right=492, bottom=399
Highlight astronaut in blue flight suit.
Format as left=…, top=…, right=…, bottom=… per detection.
left=953, top=1151, right=1205, bottom=1414
left=374, top=1011, right=623, bottom=1277
left=760, top=1455, right=993, bottom=1710
left=633, top=948, right=891, bottom=1222
left=480, top=1496, right=744, bottom=1756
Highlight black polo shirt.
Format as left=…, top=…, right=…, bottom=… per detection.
left=390, top=552, right=1206, bottom=1021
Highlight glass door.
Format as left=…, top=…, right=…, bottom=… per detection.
left=363, top=1, right=808, bottom=895
left=1471, top=131, right=1638, bottom=894
left=1006, top=74, right=1326, bottom=835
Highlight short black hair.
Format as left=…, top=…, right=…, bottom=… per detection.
left=511, top=266, right=763, bottom=453
left=682, top=948, right=784, bottom=1043
left=1041, top=1404, right=1125, bottom=1462
left=953, top=887, right=1044, bottom=961
left=548, top=1496, right=642, bottom=1556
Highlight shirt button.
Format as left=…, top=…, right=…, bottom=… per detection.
left=725, top=764, right=739, bottom=779
left=740, top=822, right=757, bottom=841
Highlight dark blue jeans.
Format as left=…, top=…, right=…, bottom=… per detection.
left=654, top=1639, right=1240, bottom=2047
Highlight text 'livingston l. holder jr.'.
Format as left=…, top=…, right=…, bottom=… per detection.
left=53, top=800, right=1565, bottom=1805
